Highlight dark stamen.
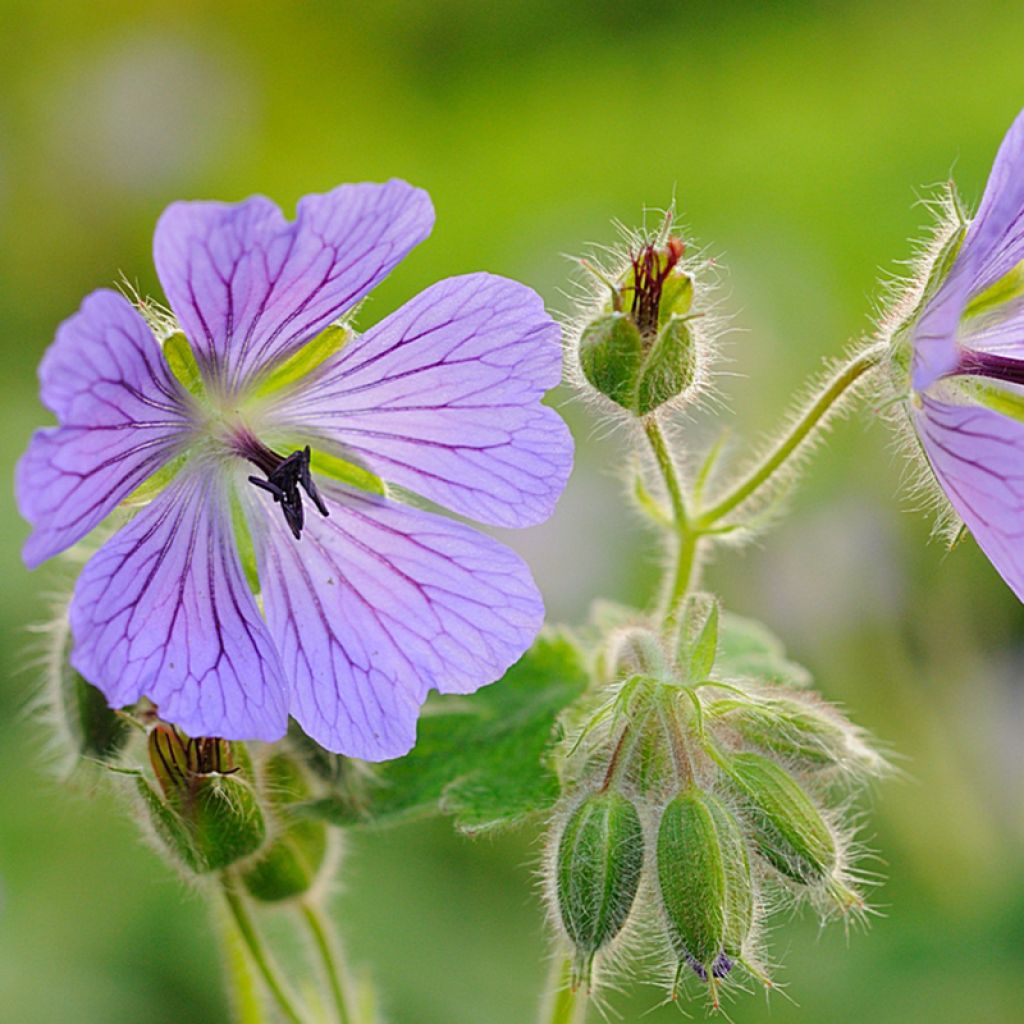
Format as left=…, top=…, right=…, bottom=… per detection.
left=242, top=438, right=329, bottom=540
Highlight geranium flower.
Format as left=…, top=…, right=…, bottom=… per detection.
left=895, top=109, right=1024, bottom=600
left=17, top=181, right=573, bottom=759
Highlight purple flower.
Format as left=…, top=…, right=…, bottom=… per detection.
left=16, top=181, right=574, bottom=759
left=902, top=110, right=1024, bottom=601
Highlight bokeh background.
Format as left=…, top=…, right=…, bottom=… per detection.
left=2, top=1, right=1024, bottom=1021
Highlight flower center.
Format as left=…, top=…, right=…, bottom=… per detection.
left=234, top=432, right=329, bottom=540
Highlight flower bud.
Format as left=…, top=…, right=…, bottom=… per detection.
left=656, top=789, right=754, bottom=1000
left=708, top=694, right=884, bottom=776
left=578, top=313, right=644, bottom=410
left=554, top=791, right=644, bottom=986
left=577, top=235, right=700, bottom=415
left=722, top=752, right=837, bottom=886
left=242, top=752, right=329, bottom=902
left=634, top=315, right=698, bottom=416
left=140, top=725, right=266, bottom=874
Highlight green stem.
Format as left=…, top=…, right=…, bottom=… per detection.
left=218, top=900, right=269, bottom=1024
left=539, top=957, right=587, bottom=1024
left=697, top=344, right=885, bottom=527
left=221, top=875, right=308, bottom=1024
left=643, top=417, right=698, bottom=635
left=300, top=901, right=359, bottom=1024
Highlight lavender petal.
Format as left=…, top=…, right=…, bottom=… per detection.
left=17, top=290, right=189, bottom=568
left=281, top=273, right=573, bottom=528
left=914, top=110, right=1024, bottom=391
left=69, top=471, right=289, bottom=741
left=959, top=107, right=1024, bottom=295
left=249, top=483, right=545, bottom=760
left=915, top=395, right=1024, bottom=600
left=153, top=181, right=434, bottom=393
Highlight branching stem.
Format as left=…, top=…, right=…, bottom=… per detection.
left=696, top=344, right=886, bottom=527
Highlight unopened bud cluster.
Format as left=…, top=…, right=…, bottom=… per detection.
left=575, top=232, right=704, bottom=416
left=546, top=597, right=883, bottom=1006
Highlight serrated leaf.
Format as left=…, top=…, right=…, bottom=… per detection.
left=715, top=613, right=811, bottom=688
left=301, top=633, right=589, bottom=834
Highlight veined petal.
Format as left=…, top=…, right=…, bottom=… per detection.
left=17, top=289, right=190, bottom=568
left=915, top=395, right=1024, bottom=601
left=281, top=273, right=573, bottom=528
left=913, top=110, right=1024, bottom=392
left=960, top=299, right=1024, bottom=357
left=69, top=470, right=289, bottom=741
left=960, top=107, right=1024, bottom=295
left=250, top=484, right=545, bottom=760
left=153, top=181, right=434, bottom=393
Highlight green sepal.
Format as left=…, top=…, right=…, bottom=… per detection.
left=60, top=669, right=131, bottom=762
left=254, top=324, right=349, bottom=396
left=659, top=270, right=694, bottom=327
left=241, top=754, right=327, bottom=902
left=299, top=633, right=589, bottom=834
left=163, top=331, right=205, bottom=397
left=634, top=315, right=697, bottom=415
left=578, top=313, right=644, bottom=409
left=556, top=791, right=644, bottom=985
left=678, top=593, right=719, bottom=682
left=722, top=751, right=835, bottom=885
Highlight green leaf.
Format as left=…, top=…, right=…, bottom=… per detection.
left=715, top=613, right=811, bottom=689
left=301, top=633, right=589, bottom=834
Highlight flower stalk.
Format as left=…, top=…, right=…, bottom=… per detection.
left=696, top=343, right=886, bottom=528
left=220, top=874, right=309, bottom=1024
left=299, top=901, right=360, bottom=1024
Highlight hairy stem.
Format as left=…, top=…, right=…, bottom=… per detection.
left=697, top=344, right=885, bottom=527
left=300, top=901, right=360, bottom=1024
left=221, top=875, right=308, bottom=1024
left=644, top=417, right=697, bottom=635
left=539, top=957, right=588, bottom=1024
left=218, top=901, right=269, bottom=1024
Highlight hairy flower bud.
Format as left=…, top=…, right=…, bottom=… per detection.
left=656, top=788, right=754, bottom=1002
left=708, top=694, right=884, bottom=776
left=242, top=752, right=329, bottom=902
left=554, top=791, right=644, bottom=986
left=140, top=725, right=266, bottom=874
left=722, top=752, right=842, bottom=890
left=576, top=235, right=700, bottom=415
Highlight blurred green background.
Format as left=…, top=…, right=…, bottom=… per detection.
left=2, top=1, right=1024, bottom=1021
